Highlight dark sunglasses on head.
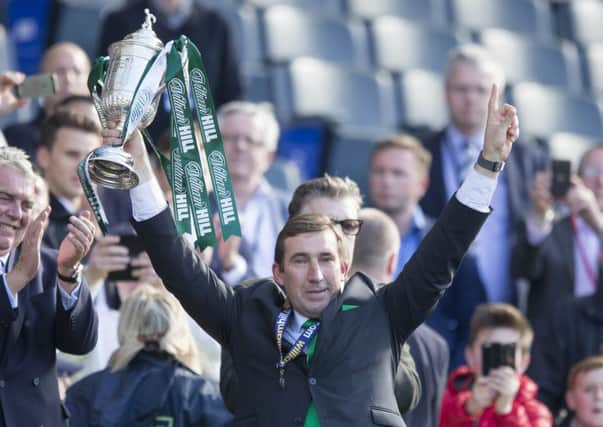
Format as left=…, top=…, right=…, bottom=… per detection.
left=332, top=219, right=364, bottom=236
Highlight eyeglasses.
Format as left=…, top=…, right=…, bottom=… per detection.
left=332, top=219, right=364, bottom=236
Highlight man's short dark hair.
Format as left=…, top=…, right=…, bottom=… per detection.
left=288, top=175, right=362, bottom=217
left=274, top=213, right=344, bottom=269
left=40, top=110, right=101, bottom=149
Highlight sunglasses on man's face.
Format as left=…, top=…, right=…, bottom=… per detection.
left=331, top=219, right=364, bottom=236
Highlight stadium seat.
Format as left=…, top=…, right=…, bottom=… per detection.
left=584, top=43, right=603, bottom=100
left=555, top=0, right=603, bottom=44
left=510, top=82, right=603, bottom=140
left=245, top=0, right=344, bottom=17
left=370, top=16, right=462, bottom=74
left=261, top=5, right=369, bottom=70
left=272, top=57, right=397, bottom=132
left=450, top=0, right=552, bottom=40
left=479, top=28, right=582, bottom=94
left=346, top=0, right=447, bottom=27
left=548, top=132, right=596, bottom=170
left=397, top=68, right=448, bottom=133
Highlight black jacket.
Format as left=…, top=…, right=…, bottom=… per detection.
left=132, top=197, right=487, bottom=426
left=65, top=351, right=232, bottom=427
left=532, top=286, right=603, bottom=415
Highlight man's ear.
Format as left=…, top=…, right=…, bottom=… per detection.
left=340, top=259, right=349, bottom=278
left=517, top=353, right=531, bottom=375
left=465, top=345, right=478, bottom=373
left=418, top=176, right=430, bottom=199
left=386, top=252, right=397, bottom=280
left=565, top=390, right=576, bottom=411
left=272, top=262, right=284, bottom=287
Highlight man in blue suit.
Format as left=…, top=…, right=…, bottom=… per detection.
left=420, top=44, right=548, bottom=368
left=0, top=72, right=98, bottom=426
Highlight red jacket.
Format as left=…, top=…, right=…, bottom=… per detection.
left=440, top=366, right=552, bottom=427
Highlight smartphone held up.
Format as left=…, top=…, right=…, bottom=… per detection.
left=12, top=73, right=58, bottom=99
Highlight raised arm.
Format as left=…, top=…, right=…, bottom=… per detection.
left=103, top=125, right=238, bottom=345
left=383, top=85, right=519, bottom=341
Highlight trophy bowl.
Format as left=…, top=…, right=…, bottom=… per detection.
left=88, top=8, right=164, bottom=190
left=87, top=145, right=139, bottom=190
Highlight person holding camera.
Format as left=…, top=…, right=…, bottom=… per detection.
left=440, top=303, right=552, bottom=426
left=512, top=145, right=603, bottom=336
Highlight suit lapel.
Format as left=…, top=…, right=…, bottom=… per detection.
left=312, top=273, right=375, bottom=365
left=503, top=149, right=523, bottom=226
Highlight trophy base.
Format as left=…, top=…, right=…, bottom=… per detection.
left=88, top=146, right=140, bottom=190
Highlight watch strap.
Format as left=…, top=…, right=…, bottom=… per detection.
left=477, top=151, right=505, bottom=172
left=57, top=264, right=82, bottom=283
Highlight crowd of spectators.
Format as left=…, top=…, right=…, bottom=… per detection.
left=0, top=0, right=602, bottom=426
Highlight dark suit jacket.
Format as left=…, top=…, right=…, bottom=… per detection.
left=97, top=0, right=242, bottom=141
left=403, top=324, right=449, bottom=427
left=0, top=246, right=98, bottom=427
left=420, top=129, right=548, bottom=368
left=132, top=197, right=487, bottom=426
left=511, top=217, right=575, bottom=335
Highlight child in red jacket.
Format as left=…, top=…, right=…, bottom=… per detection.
left=440, top=303, right=552, bottom=426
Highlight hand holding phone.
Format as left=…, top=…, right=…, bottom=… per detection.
left=12, top=73, right=57, bottom=99
left=107, top=234, right=145, bottom=282
left=0, top=71, right=28, bottom=116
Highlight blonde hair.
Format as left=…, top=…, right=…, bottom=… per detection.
left=446, top=44, right=506, bottom=90
left=109, top=285, right=201, bottom=374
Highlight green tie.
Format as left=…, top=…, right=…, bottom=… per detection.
left=302, top=319, right=320, bottom=427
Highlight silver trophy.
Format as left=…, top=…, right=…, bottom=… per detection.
left=88, top=9, right=164, bottom=190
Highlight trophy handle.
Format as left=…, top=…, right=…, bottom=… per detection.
left=88, top=57, right=110, bottom=128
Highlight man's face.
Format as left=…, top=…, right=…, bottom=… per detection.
left=37, top=128, right=101, bottom=201
left=446, top=61, right=496, bottom=135
left=566, top=368, right=603, bottom=427
left=221, top=112, right=273, bottom=190
left=299, top=196, right=359, bottom=265
left=42, top=45, right=90, bottom=112
left=0, top=165, right=35, bottom=256
left=580, top=148, right=603, bottom=211
left=465, top=327, right=526, bottom=376
left=370, top=147, right=428, bottom=215
left=273, top=229, right=346, bottom=319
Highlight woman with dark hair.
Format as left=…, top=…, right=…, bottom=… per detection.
left=65, top=285, right=232, bottom=426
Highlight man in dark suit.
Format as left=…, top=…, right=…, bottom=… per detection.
left=0, top=146, right=97, bottom=426
left=97, top=0, right=242, bottom=141
left=350, top=207, right=449, bottom=427
left=420, top=44, right=548, bottom=368
left=511, top=144, right=603, bottom=388
left=106, top=84, right=518, bottom=426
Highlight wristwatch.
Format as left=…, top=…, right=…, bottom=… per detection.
left=57, top=264, right=83, bottom=284
left=477, top=151, right=505, bottom=172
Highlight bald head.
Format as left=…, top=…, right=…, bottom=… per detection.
left=351, top=208, right=400, bottom=283
left=41, top=42, right=91, bottom=113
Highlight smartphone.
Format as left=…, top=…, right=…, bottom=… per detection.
left=107, top=234, right=145, bottom=282
left=12, top=73, right=57, bottom=99
left=551, top=159, right=572, bottom=199
left=482, top=342, right=516, bottom=376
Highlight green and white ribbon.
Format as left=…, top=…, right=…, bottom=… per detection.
left=81, top=36, right=241, bottom=248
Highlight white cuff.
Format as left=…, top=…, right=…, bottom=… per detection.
left=130, top=178, right=168, bottom=222
left=1, top=275, right=17, bottom=308
left=525, top=212, right=554, bottom=245
left=455, top=167, right=499, bottom=213
left=59, top=282, right=81, bottom=310
left=221, top=256, right=248, bottom=286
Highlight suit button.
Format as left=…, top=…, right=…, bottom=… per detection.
left=308, top=377, right=317, bottom=386
left=0, top=380, right=5, bottom=388
left=32, top=377, right=40, bottom=387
